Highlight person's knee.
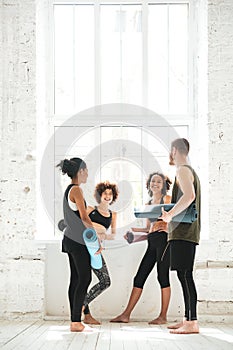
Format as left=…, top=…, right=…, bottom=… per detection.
left=133, top=276, right=144, bottom=289
left=157, top=273, right=170, bottom=289
left=100, top=276, right=111, bottom=291
left=177, top=270, right=193, bottom=282
left=81, top=271, right=92, bottom=288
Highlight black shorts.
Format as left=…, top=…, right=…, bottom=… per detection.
left=169, top=240, right=197, bottom=271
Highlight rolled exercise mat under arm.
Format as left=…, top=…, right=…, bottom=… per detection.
left=134, top=203, right=198, bottom=223
left=83, top=228, right=102, bottom=269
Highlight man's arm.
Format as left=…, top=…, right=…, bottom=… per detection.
left=160, top=166, right=195, bottom=223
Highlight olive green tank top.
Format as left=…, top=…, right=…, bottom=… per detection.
left=168, top=165, right=201, bottom=244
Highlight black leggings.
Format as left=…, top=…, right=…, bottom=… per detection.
left=83, top=256, right=111, bottom=315
left=67, top=245, right=91, bottom=322
left=133, top=231, right=170, bottom=289
left=170, top=240, right=197, bottom=321
left=177, top=270, right=197, bottom=321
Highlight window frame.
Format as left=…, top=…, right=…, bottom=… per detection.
left=48, top=0, right=194, bottom=122
left=37, top=0, right=209, bottom=241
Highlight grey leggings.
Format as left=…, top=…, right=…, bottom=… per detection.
left=83, top=255, right=111, bottom=315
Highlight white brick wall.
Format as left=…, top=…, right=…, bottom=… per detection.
left=0, top=0, right=45, bottom=319
left=208, top=0, right=233, bottom=251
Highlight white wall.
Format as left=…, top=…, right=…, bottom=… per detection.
left=0, top=0, right=233, bottom=320
left=0, top=0, right=45, bottom=318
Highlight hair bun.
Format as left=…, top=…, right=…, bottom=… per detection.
left=62, top=159, right=71, bottom=173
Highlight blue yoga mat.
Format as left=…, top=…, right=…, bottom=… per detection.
left=134, top=203, right=198, bottom=223
left=83, top=228, right=102, bottom=269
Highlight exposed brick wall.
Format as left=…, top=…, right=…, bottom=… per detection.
left=208, top=0, right=233, bottom=251
left=0, top=0, right=45, bottom=319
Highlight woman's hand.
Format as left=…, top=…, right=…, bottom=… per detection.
left=95, top=245, right=104, bottom=255
left=98, top=232, right=107, bottom=242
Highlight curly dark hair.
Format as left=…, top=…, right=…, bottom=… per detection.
left=94, top=181, right=119, bottom=205
left=146, top=172, right=172, bottom=197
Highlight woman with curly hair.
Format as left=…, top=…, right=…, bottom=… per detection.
left=110, top=172, right=172, bottom=325
left=83, top=181, right=119, bottom=325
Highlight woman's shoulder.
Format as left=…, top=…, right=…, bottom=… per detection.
left=86, top=205, right=95, bottom=214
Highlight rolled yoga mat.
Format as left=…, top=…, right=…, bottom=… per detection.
left=134, top=203, right=198, bottom=223
left=83, top=228, right=102, bottom=269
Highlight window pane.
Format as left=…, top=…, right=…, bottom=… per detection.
left=99, top=126, right=144, bottom=228
left=148, top=4, right=168, bottom=114
left=74, top=5, right=94, bottom=112
left=100, top=5, right=121, bottom=103
left=122, top=5, right=142, bottom=105
left=169, top=4, right=188, bottom=113
left=148, top=4, right=188, bottom=114
left=100, top=5, right=142, bottom=105
left=54, top=5, right=74, bottom=114
left=54, top=5, right=94, bottom=114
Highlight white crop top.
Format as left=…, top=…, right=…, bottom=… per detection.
left=68, top=187, right=78, bottom=211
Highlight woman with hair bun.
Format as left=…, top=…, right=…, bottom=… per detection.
left=57, top=157, right=102, bottom=332
left=111, top=172, right=172, bottom=325
left=83, top=181, right=119, bottom=325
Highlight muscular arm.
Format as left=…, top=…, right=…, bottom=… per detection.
left=161, top=167, right=195, bottom=223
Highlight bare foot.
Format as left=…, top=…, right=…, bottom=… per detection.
left=70, top=322, right=93, bottom=332
left=83, top=314, right=101, bottom=325
left=110, top=314, right=130, bottom=323
left=167, top=317, right=186, bottom=329
left=148, top=316, right=167, bottom=325
left=169, top=320, right=199, bottom=334
left=167, top=321, right=184, bottom=329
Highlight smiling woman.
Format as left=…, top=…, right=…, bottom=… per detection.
left=82, top=181, right=119, bottom=325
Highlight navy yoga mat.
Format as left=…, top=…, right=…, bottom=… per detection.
left=134, top=203, right=198, bottom=223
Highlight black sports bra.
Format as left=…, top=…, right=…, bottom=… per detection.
left=89, top=207, right=112, bottom=229
left=148, top=196, right=164, bottom=205
left=148, top=196, right=164, bottom=222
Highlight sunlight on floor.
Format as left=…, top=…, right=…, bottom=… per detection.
left=45, top=323, right=233, bottom=345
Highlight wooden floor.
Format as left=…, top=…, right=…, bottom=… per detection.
left=0, top=320, right=233, bottom=350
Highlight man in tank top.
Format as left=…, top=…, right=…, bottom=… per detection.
left=160, top=138, right=201, bottom=334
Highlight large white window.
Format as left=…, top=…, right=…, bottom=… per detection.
left=38, top=1, right=208, bottom=240
left=53, top=1, right=190, bottom=116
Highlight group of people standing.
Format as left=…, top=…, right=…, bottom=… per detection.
left=57, top=138, right=201, bottom=335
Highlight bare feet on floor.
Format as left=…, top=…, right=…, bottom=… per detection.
left=70, top=322, right=93, bottom=332
left=148, top=316, right=167, bottom=325
left=167, top=321, right=184, bottom=329
left=110, top=314, right=130, bottom=323
left=169, top=320, right=199, bottom=334
left=83, top=314, right=101, bottom=325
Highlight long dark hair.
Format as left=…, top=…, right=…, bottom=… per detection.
left=56, top=157, right=86, bottom=179
left=146, top=172, right=172, bottom=197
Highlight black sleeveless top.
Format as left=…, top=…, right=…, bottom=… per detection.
left=89, top=207, right=112, bottom=229
left=62, top=184, right=87, bottom=252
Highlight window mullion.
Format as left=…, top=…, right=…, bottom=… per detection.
left=72, top=5, right=76, bottom=111
left=167, top=4, right=170, bottom=113
left=95, top=0, right=101, bottom=105
left=188, top=0, right=194, bottom=117
left=142, top=0, right=148, bottom=107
